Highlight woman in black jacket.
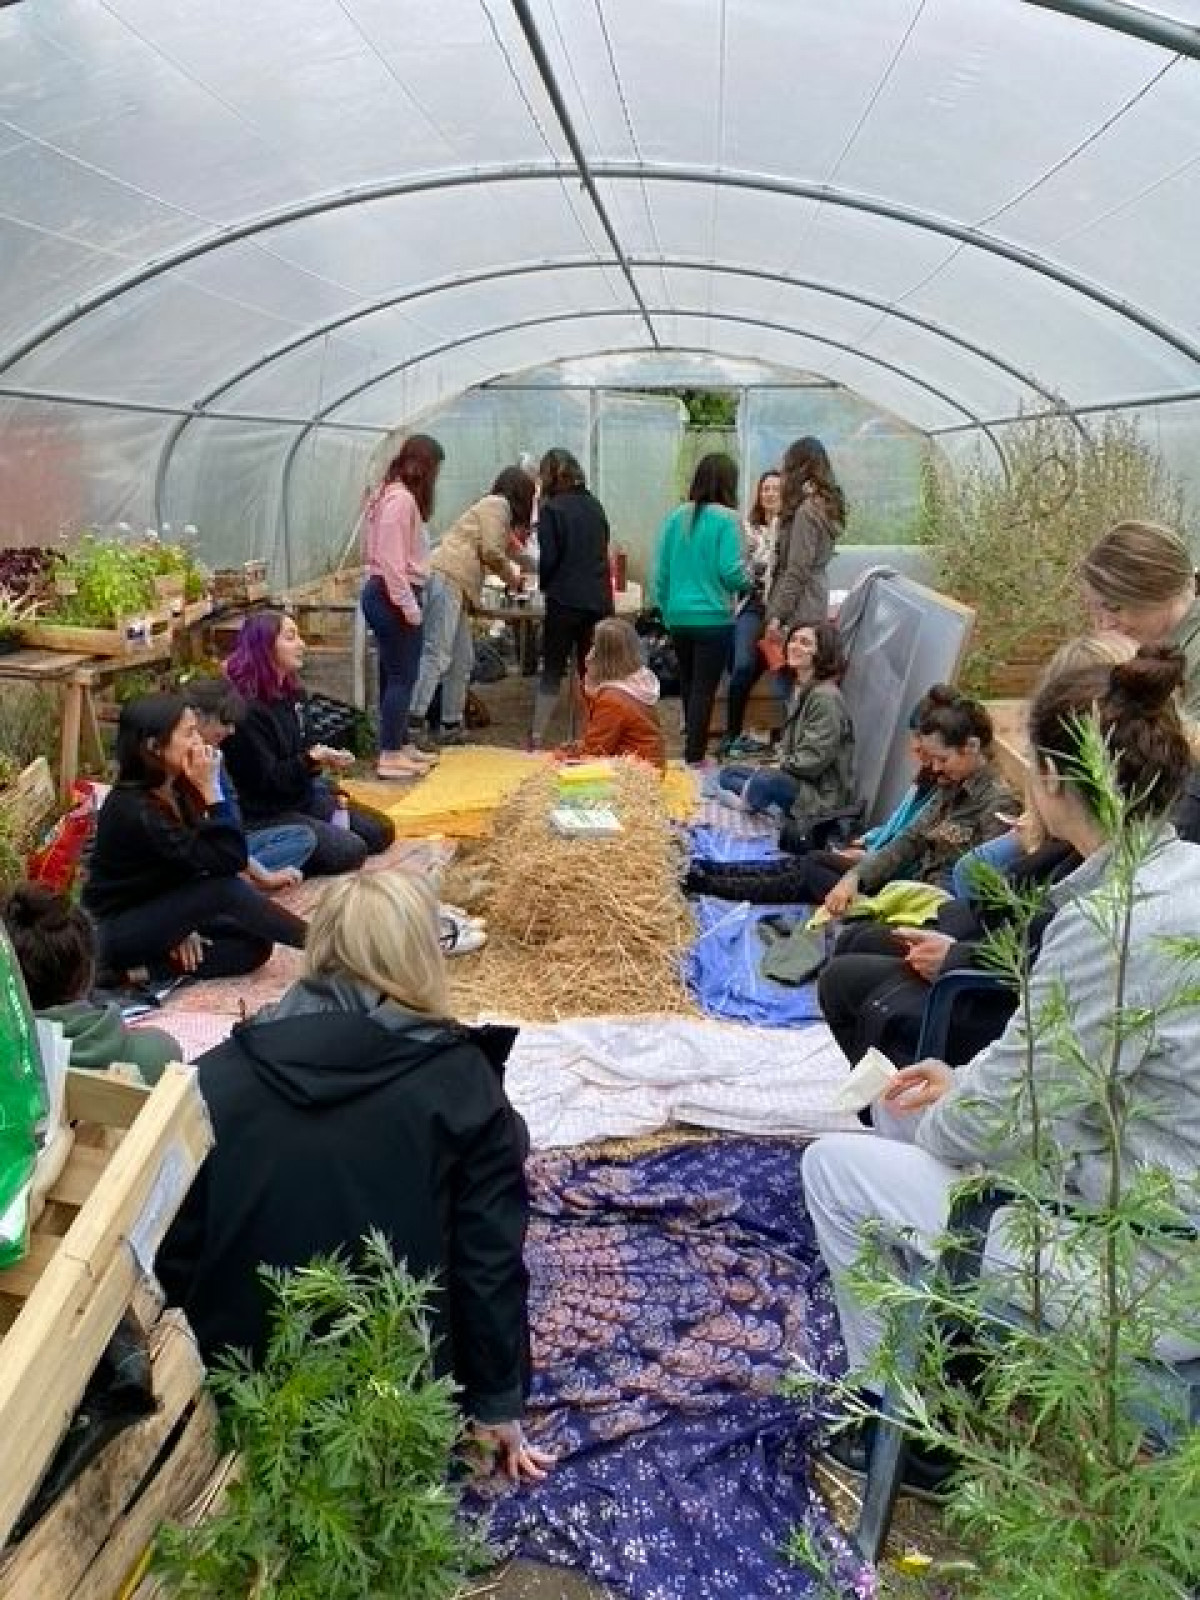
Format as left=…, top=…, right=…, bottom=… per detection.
left=83, top=694, right=307, bottom=982
left=529, top=447, right=613, bottom=749
left=157, top=869, right=550, bottom=1482
left=222, top=611, right=395, bottom=876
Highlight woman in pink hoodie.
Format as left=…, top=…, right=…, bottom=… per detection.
left=360, top=435, right=444, bottom=779
left=558, top=618, right=666, bottom=772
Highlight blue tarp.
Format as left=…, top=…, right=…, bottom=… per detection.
left=683, top=824, right=784, bottom=865
left=684, top=896, right=825, bottom=1027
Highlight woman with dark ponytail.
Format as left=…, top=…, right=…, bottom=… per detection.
left=804, top=645, right=1200, bottom=1407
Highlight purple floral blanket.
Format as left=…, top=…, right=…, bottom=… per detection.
left=479, top=1138, right=875, bottom=1599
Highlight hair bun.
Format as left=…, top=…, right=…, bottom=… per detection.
left=2, top=881, right=66, bottom=932
left=924, top=683, right=961, bottom=708
left=1108, top=647, right=1185, bottom=714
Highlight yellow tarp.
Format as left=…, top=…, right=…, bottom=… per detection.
left=345, top=747, right=697, bottom=838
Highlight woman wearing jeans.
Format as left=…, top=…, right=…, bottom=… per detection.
left=652, top=453, right=748, bottom=766
left=360, top=435, right=444, bottom=779
left=716, top=622, right=854, bottom=818
left=222, top=613, right=395, bottom=877
left=83, top=694, right=307, bottom=983
left=411, top=466, right=536, bottom=745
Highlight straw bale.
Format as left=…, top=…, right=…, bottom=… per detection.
left=445, top=761, right=697, bottom=1022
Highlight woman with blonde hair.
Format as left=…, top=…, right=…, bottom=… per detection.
left=157, top=870, right=550, bottom=1484
left=556, top=616, right=666, bottom=771
left=1081, top=521, right=1200, bottom=714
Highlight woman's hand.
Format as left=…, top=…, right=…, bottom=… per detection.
left=184, top=741, right=224, bottom=805
left=823, top=874, right=859, bottom=918
left=248, top=863, right=303, bottom=892
left=170, top=931, right=209, bottom=974
left=882, top=1059, right=955, bottom=1113
left=404, top=604, right=422, bottom=626
left=309, top=744, right=355, bottom=770
left=896, top=928, right=954, bottom=983
left=468, top=1420, right=555, bottom=1483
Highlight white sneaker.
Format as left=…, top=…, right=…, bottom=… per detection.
left=439, top=911, right=487, bottom=955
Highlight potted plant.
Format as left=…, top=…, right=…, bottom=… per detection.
left=925, top=415, right=1185, bottom=696
left=47, top=534, right=159, bottom=631
left=154, top=1232, right=475, bottom=1600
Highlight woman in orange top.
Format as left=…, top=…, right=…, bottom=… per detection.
left=558, top=618, right=666, bottom=772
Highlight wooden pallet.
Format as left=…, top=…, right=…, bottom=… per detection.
left=0, top=1067, right=213, bottom=1549
left=0, top=1312, right=220, bottom=1600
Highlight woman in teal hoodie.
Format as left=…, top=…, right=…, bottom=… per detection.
left=652, top=453, right=748, bottom=764
left=2, top=882, right=180, bottom=1083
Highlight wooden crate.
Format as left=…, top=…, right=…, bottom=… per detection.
left=0, top=1312, right=220, bottom=1600
left=21, top=613, right=174, bottom=662
left=211, top=563, right=269, bottom=607
left=178, top=596, right=213, bottom=629
left=0, top=758, right=57, bottom=846
left=0, top=1066, right=213, bottom=1549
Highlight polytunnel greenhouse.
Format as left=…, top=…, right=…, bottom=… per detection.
left=2, top=5, right=1200, bottom=1600
left=2, top=0, right=1200, bottom=576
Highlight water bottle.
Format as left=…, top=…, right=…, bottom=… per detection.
left=331, top=793, right=351, bottom=830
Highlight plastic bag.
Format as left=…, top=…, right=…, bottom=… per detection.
left=27, top=780, right=100, bottom=895
left=0, top=922, right=49, bottom=1269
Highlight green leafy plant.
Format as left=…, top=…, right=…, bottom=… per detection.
left=155, top=1232, right=474, bottom=1600
left=821, top=721, right=1200, bottom=1598
left=932, top=414, right=1185, bottom=693
left=50, top=534, right=159, bottom=627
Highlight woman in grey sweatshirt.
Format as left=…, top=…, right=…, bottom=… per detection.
left=804, top=645, right=1200, bottom=1378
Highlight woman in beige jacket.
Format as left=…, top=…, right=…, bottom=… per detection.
left=410, top=467, right=536, bottom=744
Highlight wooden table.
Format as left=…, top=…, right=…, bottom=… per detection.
left=0, top=645, right=171, bottom=800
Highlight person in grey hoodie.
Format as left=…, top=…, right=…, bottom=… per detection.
left=804, top=646, right=1200, bottom=1388
left=1, top=881, right=180, bottom=1083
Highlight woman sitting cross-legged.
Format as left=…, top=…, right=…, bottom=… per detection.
left=221, top=611, right=395, bottom=877
left=714, top=621, right=854, bottom=820
left=156, top=869, right=550, bottom=1483
left=82, top=694, right=307, bottom=984
left=803, top=647, right=1200, bottom=1485
left=687, top=685, right=1015, bottom=905
left=556, top=616, right=667, bottom=772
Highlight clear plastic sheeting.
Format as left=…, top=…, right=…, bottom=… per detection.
left=0, top=397, right=170, bottom=542
left=0, top=0, right=1199, bottom=565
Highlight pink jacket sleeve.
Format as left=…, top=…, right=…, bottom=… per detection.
left=368, top=487, right=422, bottom=621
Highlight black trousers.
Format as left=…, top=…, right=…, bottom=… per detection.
left=672, top=624, right=733, bottom=764
left=539, top=602, right=603, bottom=695
left=818, top=922, right=1018, bottom=1069
left=96, top=876, right=308, bottom=981
left=818, top=924, right=929, bottom=1066
left=255, top=781, right=395, bottom=877
left=685, top=848, right=851, bottom=904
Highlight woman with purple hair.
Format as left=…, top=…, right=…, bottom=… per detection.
left=221, top=612, right=394, bottom=876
